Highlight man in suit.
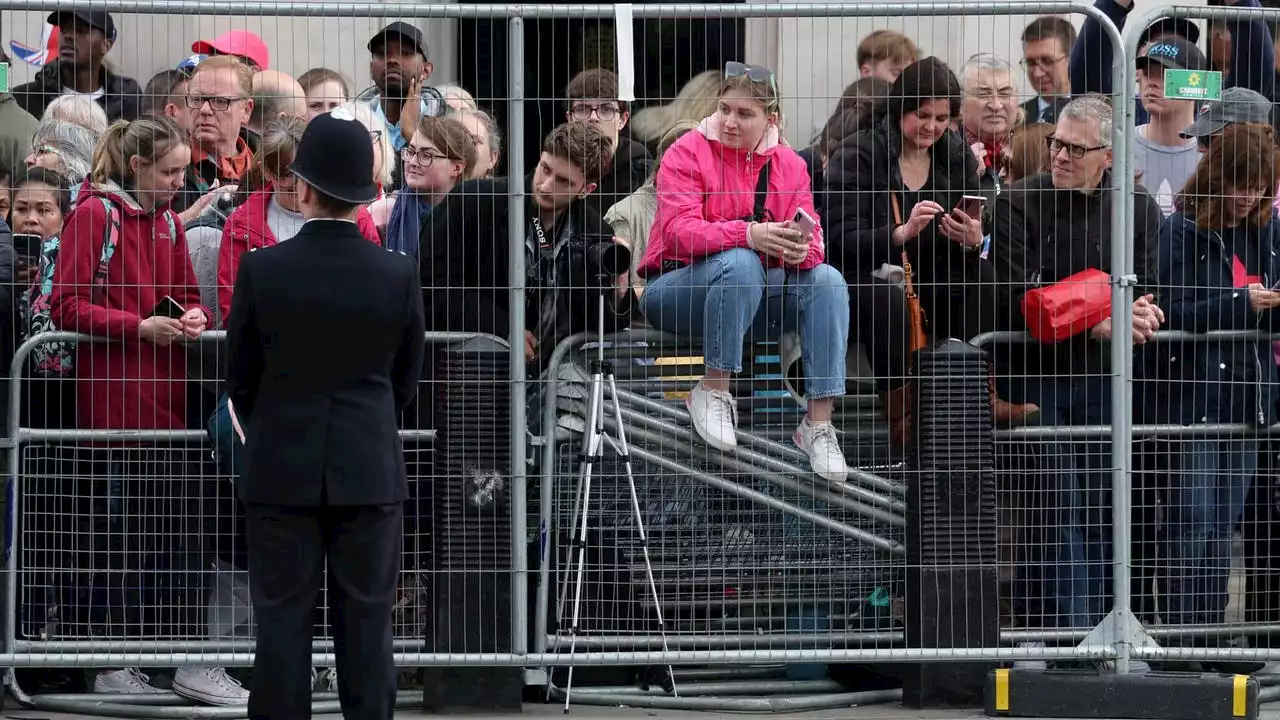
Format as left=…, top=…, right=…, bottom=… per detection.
left=1020, top=16, right=1075, bottom=125
left=225, top=109, right=425, bottom=720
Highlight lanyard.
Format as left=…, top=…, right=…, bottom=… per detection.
left=529, top=214, right=557, bottom=252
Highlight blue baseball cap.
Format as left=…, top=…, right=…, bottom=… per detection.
left=176, top=54, right=207, bottom=76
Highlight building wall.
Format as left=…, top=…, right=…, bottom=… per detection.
left=741, top=0, right=1209, bottom=146
left=2, top=1, right=459, bottom=98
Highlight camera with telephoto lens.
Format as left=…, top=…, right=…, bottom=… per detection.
left=572, top=232, right=631, bottom=291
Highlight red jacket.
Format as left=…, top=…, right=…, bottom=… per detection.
left=216, top=188, right=381, bottom=323
left=50, top=182, right=211, bottom=431
left=637, top=113, right=824, bottom=276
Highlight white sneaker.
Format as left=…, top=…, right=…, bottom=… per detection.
left=93, top=668, right=166, bottom=694
left=687, top=382, right=737, bottom=451
left=793, top=418, right=848, bottom=482
left=173, top=666, right=250, bottom=706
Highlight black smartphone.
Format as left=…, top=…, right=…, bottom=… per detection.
left=12, top=233, right=42, bottom=261
left=151, top=296, right=186, bottom=320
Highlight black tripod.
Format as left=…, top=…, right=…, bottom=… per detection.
left=558, top=285, right=677, bottom=711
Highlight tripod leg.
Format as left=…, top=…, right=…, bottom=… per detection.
left=563, top=370, right=607, bottom=713
left=605, top=373, right=679, bottom=697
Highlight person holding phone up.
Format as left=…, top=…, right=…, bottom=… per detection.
left=825, top=57, right=1038, bottom=446
left=637, top=61, right=851, bottom=482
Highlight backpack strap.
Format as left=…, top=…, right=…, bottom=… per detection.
left=750, top=159, right=772, bottom=223
left=164, top=210, right=176, bottom=244
left=90, top=197, right=122, bottom=305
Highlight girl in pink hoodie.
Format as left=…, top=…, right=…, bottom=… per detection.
left=636, top=62, right=850, bottom=482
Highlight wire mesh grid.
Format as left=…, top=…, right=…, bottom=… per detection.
left=16, top=439, right=441, bottom=646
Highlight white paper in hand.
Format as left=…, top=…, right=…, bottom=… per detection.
left=227, top=399, right=246, bottom=444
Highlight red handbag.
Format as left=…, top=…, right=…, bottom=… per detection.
left=1021, top=268, right=1113, bottom=343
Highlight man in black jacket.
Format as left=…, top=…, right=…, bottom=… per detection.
left=988, top=95, right=1164, bottom=633
left=565, top=68, right=653, bottom=220
left=225, top=109, right=424, bottom=720
left=423, top=120, right=634, bottom=373
left=12, top=9, right=141, bottom=122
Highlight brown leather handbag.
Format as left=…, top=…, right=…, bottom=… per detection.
left=891, top=192, right=929, bottom=354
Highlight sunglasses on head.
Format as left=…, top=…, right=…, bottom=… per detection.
left=725, top=61, right=774, bottom=84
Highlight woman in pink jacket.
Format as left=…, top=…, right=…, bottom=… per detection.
left=636, top=62, right=850, bottom=482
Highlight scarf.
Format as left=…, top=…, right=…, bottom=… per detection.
left=384, top=190, right=433, bottom=257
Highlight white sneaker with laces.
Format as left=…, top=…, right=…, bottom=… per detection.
left=173, top=666, right=250, bottom=706
left=93, top=668, right=165, bottom=694
left=794, top=418, right=848, bottom=482
left=687, top=381, right=738, bottom=451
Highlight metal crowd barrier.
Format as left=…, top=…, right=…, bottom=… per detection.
left=16, top=0, right=1259, bottom=714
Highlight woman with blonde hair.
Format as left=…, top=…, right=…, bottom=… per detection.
left=630, top=70, right=722, bottom=146
left=1154, top=122, right=1280, bottom=635
left=604, top=118, right=699, bottom=298
left=637, top=61, right=850, bottom=481
left=335, top=101, right=396, bottom=198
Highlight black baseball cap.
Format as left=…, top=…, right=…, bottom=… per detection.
left=1136, top=36, right=1209, bottom=73
left=47, top=8, right=116, bottom=41
left=1140, top=17, right=1201, bottom=46
left=368, top=21, right=427, bottom=59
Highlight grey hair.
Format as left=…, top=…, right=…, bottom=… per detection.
left=1058, top=95, right=1114, bottom=147
left=446, top=106, right=503, bottom=157
left=42, top=95, right=109, bottom=135
left=961, top=52, right=1014, bottom=86
left=33, top=118, right=98, bottom=184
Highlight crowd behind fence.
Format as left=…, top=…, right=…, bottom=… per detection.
left=3, top=0, right=1280, bottom=713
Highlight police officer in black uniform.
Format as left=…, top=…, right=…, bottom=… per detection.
left=225, top=108, right=425, bottom=720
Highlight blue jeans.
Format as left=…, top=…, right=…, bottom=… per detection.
left=639, top=249, right=850, bottom=399
left=1161, top=438, right=1257, bottom=625
left=1001, top=375, right=1112, bottom=629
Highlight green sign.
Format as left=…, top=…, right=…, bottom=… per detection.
left=0, top=63, right=8, bottom=94
left=1164, top=68, right=1222, bottom=101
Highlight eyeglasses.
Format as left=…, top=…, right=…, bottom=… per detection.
left=571, top=103, right=620, bottom=122
left=1020, top=55, right=1067, bottom=71
left=1046, top=135, right=1109, bottom=159
left=185, top=94, right=246, bottom=111
left=401, top=146, right=448, bottom=166
left=966, top=87, right=1018, bottom=101
left=370, top=130, right=384, bottom=145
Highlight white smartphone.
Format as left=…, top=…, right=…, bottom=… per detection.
left=793, top=208, right=817, bottom=235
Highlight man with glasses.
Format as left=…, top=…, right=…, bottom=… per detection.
left=172, top=56, right=255, bottom=220
left=1020, top=16, right=1076, bottom=124
left=958, top=53, right=1021, bottom=197
left=988, top=95, right=1165, bottom=635
left=564, top=68, right=652, bottom=220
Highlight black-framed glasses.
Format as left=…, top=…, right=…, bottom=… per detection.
left=1046, top=135, right=1108, bottom=159
left=185, top=94, right=245, bottom=111
left=571, top=103, right=620, bottom=121
left=370, top=129, right=384, bottom=145
left=401, top=146, right=447, bottom=166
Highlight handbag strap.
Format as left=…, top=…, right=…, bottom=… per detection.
left=890, top=192, right=917, bottom=298
left=750, top=160, right=772, bottom=223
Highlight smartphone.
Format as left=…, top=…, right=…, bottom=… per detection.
left=955, top=194, right=986, bottom=220
left=793, top=208, right=817, bottom=235
left=151, top=296, right=186, bottom=320
left=12, top=233, right=42, bottom=261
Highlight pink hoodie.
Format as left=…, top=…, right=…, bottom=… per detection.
left=637, top=113, right=824, bottom=277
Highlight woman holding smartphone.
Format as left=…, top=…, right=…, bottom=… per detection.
left=637, top=61, right=851, bottom=482
left=825, top=57, right=1036, bottom=443
left=1153, top=123, right=1280, bottom=638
